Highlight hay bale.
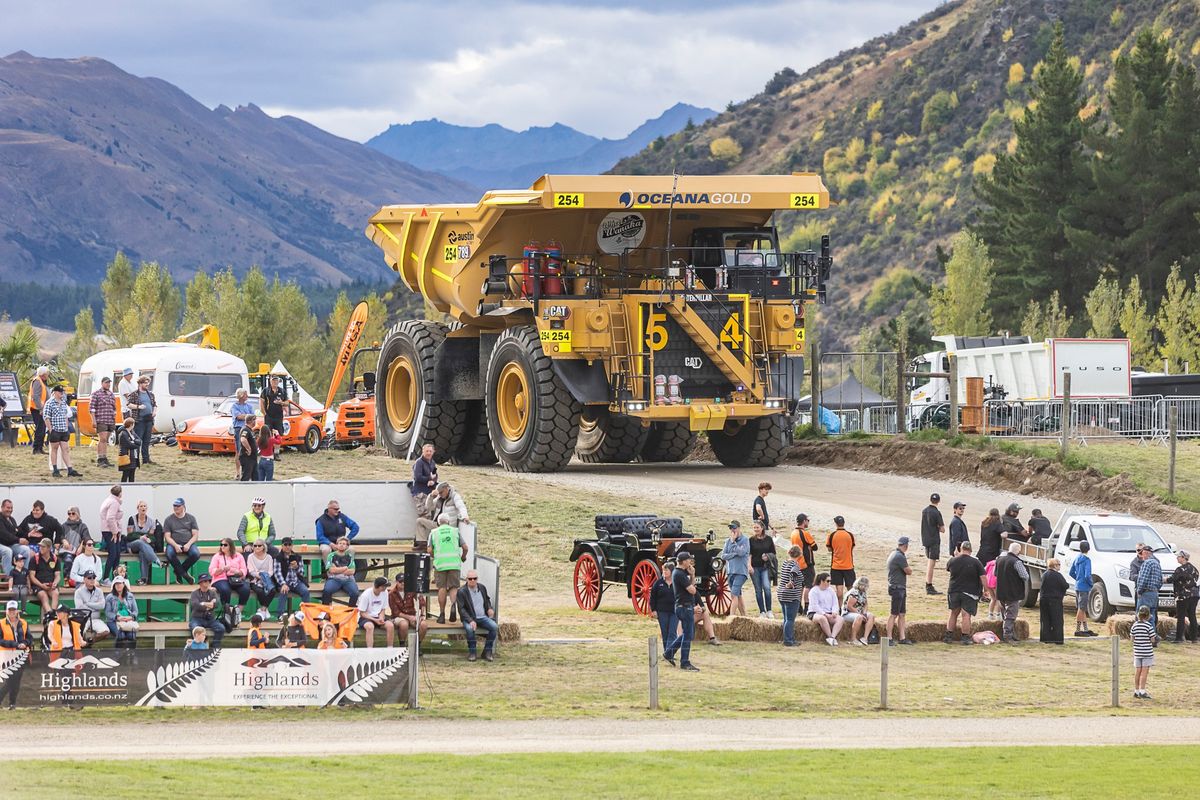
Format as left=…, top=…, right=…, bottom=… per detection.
left=1106, top=614, right=1176, bottom=639
left=729, top=615, right=782, bottom=642
left=711, top=620, right=734, bottom=641
left=498, top=621, right=521, bottom=643
left=904, top=621, right=951, bottom=643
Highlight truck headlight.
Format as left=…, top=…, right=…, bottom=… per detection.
left=1117, top=567, right=1129, bottom=580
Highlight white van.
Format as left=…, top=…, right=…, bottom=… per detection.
left=77, top=343, right=249, bottom=434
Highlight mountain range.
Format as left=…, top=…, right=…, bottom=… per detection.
left=613, top=0, right=1197, bottom=349
left=0, top=50, right=476, bottom=286
left=367, top=102, right=716, bottom=189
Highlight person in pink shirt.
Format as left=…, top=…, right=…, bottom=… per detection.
left=98, top=485, right=124, bottom=584
left=209, top=538, right=250, bottom=627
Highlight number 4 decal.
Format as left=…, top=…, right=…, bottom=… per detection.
left=720, top=313, right=743, bottom=349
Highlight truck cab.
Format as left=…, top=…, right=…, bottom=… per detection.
left=1020, top=513, right=1176, bottom=622
left=688, top=227, right=784, bottom=294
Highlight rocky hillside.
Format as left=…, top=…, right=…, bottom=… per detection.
left=613, top=0, right=1200, bottom=347
left=368, top=102, right=716, bottom=189
left=0, top=51, right=476, bottom=285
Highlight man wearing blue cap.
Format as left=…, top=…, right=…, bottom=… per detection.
left=163, top=498, right=201, bottom=584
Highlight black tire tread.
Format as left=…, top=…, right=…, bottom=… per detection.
left=637, top=421, right=698, bottom=463
left=451, top=399, right=498, bottom=465
left=708, top=414, right=791, bottom=468
left=576, top=411, right=649, bottom=463
left=377, top=320, right=464, bottom=463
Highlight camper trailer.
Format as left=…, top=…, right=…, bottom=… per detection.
left=76, top=343, right=249, bottom=435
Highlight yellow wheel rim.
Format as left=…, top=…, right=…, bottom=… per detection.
left=496, top=362, right=530, bottom=441
left=385, top=356, right=417, bottom=432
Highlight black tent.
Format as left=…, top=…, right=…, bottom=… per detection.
left=797, top=373, right=888, bottom=411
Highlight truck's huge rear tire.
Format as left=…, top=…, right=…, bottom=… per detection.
left=451, top=399, right=498, bottom=466
left=637, top=422, right=697, bottom=463
left=485, top=325, right=581, bottom=472
left=708, top=414, right=791, bottom=468
left=376, top=320, right=464, bottom=462
left=575, top=409, right=648, bottom=463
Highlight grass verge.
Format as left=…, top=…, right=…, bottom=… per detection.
left=4, top=746, right=1195, bottom=796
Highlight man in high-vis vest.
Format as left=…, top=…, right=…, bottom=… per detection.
left=237, top=497, right=278, bottom=557
left=430, top=513, right=468, bottom=625
left=27, top=365, right=49, bottom=455
left=0, top=599, right=32, bottom=709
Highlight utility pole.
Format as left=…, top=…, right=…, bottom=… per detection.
left=1059, top=372, right=1072, bottom=462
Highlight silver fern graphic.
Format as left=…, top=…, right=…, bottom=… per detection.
left=135, top=652, right=219, bottom=706
left=323, top=652, right=408, bottom=707
left=0, top=651, right=29, bottom=684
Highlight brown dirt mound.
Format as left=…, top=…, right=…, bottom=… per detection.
left=782, top=439, right=1200, bottom=529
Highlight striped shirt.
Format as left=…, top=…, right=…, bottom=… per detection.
left=1130, top=619, right=1156, bottom=658
left=776, top=559, right=804, bottom=603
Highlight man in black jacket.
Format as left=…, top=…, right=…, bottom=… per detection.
left=456, top=569, right=498, bottom=662
left=411, top=443, right=438, bottom=501
left=1002, top=503, right=1028, bottom=541
left=0, top=498, right=30, bottom=575
left=1026, top=509, right=1053, bottom=544
left=948, top=501, right=970, bottom=556
left=995, top=542, right=1030, bottom=643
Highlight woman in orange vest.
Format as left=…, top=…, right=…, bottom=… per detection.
left=45, top=604, right=85, bottom=652
left=27, top=366, right=49, bottom=455
left=1, top=599, right=33, bottom=709
left=790, top=514, right=818, bottom=610
left=246, top=613, right=269, bottom=649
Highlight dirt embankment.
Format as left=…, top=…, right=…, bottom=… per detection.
left=768, top=438, right=1200, bottom=529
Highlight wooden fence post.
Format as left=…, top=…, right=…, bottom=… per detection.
left=1168, top=406, right=1178, bottom=499
left=1060, top=372, right=1072, bottom=462
left=648, top=635, right=659, bottom=710
left=880, top=637, right=889, bottom=710
left=1111, top=635, right=1120, bottom=708
left=948, top=354, right=959, bottom=437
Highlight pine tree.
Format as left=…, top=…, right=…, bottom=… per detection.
left=1076, top=29, right=1200, bottom=299
left=974, top=23, right=1096, bottom=316
left=1119, top=276, right=1156, bottom=368
left=1156, top=264, right=1198, bottom=372
left=929, top=231, right=994, bottom=336
left=99, top=253, right=135, bottom=344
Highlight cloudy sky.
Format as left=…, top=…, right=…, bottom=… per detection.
left=3, top=0, right=943, bottom=141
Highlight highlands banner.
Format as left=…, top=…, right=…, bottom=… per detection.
left=0, top=648, right=410, bottom=707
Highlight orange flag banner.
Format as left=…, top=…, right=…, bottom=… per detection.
left=299, top=602, right=360, bottom=644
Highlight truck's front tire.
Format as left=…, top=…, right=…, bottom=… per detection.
left=485, top=325, right=581, bottom=472
left=376, top=320, right=464, bottom=462
left=708, top=414, right=791, bottom=468
left=1087, top=582, right=1115, bottom=623
left=637, top=422, right=697, bottom=463
left=576, top=409, right=648, bottom=463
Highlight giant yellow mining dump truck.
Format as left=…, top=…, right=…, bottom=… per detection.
left=365, top=173, right=832, bottom=472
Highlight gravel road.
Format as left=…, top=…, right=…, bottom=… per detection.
left=8, top=715, right=1200, bottom=760
left=500, top=460, right=1200, bottom=552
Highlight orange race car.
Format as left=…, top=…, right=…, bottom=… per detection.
left=176, top=396, right=324, bottom=454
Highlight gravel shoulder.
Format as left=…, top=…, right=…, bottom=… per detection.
left=7, top=715, right=1200, bottom=759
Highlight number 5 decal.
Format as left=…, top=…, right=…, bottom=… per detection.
left=645, top=311, right=668, bottom=351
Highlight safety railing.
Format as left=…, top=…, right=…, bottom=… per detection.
left=983, top=396, right=1166, bottom=442
left=1157, top=397, right=1200, bottom=439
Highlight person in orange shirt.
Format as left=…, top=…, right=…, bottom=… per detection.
left=825, top=515, right=857, bottom=603
left=790, top=514, right=818, bottom=609
left=27, top=366, right=49, bottom=455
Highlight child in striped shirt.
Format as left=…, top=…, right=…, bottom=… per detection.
left=1131, top=605, right=1156, bottom=700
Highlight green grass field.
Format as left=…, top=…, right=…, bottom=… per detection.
left=3, top=746, right=1192, bottom=797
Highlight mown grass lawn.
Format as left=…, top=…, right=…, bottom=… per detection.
left=5, top=746, right=1194, bottom=797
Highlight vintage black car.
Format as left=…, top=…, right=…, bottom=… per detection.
left=570, top=514, right=731, bottom=615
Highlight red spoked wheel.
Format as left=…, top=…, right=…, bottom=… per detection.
left=574, top=553, right=602, bottom=611
left=706, top=569, right=732, bottom=617
left=630, top=559, right=660, bottom=616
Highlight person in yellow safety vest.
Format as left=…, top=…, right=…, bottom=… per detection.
left=0, top=599, right=33, bottom=710
left=45, top=604, right=85, bottom=652
left=430, top=513, right=468, bottom=625
left=236, top=497, right=278, bottom=557
left=27, top=365, right=49, bottom=455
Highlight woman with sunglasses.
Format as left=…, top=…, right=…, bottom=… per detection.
left=60, top=506, right=90, bottom=579
left=246, top=538, right=281, bottom=613
left=125, top=500, right=165, bottom=585
left=208, top=538, right=250, bottom=627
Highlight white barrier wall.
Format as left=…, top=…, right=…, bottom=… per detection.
left=0, top=481, right=418, bottom=543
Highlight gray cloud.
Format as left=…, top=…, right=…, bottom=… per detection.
left=2, top=0, right=942, bottom=140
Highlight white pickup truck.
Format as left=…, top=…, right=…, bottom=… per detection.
left=1007, top=513, right=1176, bottom=622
